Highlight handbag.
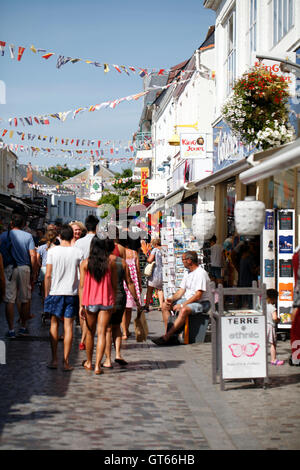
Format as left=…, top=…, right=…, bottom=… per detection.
left=144, top=261, right=155, bottom=277
left=134, top=311, right=149, bottom=342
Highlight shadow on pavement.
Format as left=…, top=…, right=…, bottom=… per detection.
left=0, top=288, right=78, bottom=437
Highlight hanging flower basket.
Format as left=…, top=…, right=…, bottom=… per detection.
left=222, top=65, right=295, bottom=150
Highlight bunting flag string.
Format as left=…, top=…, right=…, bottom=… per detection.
left=1, top=129, right=139, bottom=151
left=0, top=76, right=196, bottom=127
left=0, top=140, right=136, bottom=159
left=0, top=39, right=216, bottom=78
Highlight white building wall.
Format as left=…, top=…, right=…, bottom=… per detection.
left=0, top=147, right=18, bottom=196
left=75, top=204, right=100, bottom=223
left=211, top=0, right=300, bottom=121
left=49, top=193, right=76, bottom=223
left=152, top=45, right=215, bottom=192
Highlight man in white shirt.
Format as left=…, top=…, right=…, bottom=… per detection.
left=152, top=251, right=211, bottom=346
left=44, top=224, right=83, bottom=370
left=75, top=215, right=99, bottom=260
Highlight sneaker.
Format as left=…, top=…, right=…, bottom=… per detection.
left=18, top=327, right=30, bottom=337
left=271, top=359, right=284, bottom=366
left=5, top=330, right=16, bottom=339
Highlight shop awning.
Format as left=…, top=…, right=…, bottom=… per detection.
left=239, top=138, right=300, bottom=185
left=147, top=196, right=165, bottom=214
left=165, top=188, right=185, bottom=209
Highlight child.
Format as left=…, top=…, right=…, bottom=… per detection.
left=267, top=289, right=284, bottom=366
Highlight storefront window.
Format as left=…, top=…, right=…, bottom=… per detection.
left=273, top=169, right=295, bottom=209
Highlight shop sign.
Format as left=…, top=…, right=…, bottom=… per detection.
left=89, top=176, right=102, bottom=201
left=213, top=120, right=252, bottom=172
left=221, top=314, right=267, bottom=379
left=252, top=52, right=296, bottom=96
left=180, top=133, right=207, bottom=159
left=148, top=178, right=167, bottom=199
left=140, top=167, right=149, bottom=203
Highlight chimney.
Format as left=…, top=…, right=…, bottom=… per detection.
left=23, top=162, right=33, bottom=183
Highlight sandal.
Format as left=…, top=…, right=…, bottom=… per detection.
left=271, top=359, right=284, bottom=366
left=115, top=358, right=128, bottom=366
left=82, top=360, right=93, bottom=371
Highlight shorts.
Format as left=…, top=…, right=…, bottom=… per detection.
left=84, top=304, right=114, bottom=314
left=110, top=302, right=126, bottom=325
left=4, top=265, right=31, bottom=303
left=210, top=266, right=222, bottom=280
left=173, top=298, right=211, bottom=315
left=44, top=295, right=79, bottom=319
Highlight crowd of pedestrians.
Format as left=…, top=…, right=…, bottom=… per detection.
left=0, top=212, right=147, bottom=374
left=0, top=210, right=299, bottom=372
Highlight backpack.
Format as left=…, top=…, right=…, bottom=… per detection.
left=0, top=231, right=17, bottom=268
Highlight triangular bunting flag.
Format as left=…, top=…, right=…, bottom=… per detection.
left=9, top=44, right=15, bottom=59
left=17, top=47, right=25, bottom=61
left=0, top=41, right=6, bottom=56
left=42, top=52, right=55, bottom=60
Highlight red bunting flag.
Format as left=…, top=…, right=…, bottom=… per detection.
left=113, top=65, right=122, bottom=73
left=17, top=47, right=25, bottom=61
left=2, top=129, right=7, bottom=137
left=158, top=69, right=165, bottom=75
left=42, top=53, right=54, bottom=60
left=98, top=140, right=101, bottom=148
left=0, top=41, right=6, bottom=56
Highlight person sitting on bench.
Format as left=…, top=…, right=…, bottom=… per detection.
left=152, top=251, right=211, bottom=346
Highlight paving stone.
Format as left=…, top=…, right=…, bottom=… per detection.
left=0, top=288, right=299, bottom=449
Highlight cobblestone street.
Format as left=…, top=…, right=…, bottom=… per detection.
left=0, top=288, right=300, bottom=451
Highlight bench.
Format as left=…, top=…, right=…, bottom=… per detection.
left=167, top=311, right=210, bottom=345
left=183, top=313, right=210, bottom=344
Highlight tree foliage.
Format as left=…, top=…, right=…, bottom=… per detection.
left=42, top=164, right=86, bottom=183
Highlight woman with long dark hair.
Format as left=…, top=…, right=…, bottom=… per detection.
left=103, top=239, right=141, bottom=368
left=79, top=237, right=117, bottom=375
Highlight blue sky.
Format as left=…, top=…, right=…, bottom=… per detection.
left=0, top=0, right=215, bottom=171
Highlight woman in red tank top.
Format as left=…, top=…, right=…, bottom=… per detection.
left=79, top=237, right=117, bottom=375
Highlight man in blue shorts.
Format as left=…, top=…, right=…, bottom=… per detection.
left=44, top=224, right=83, bottom=370
left=152, top=251, right=211, bottom=346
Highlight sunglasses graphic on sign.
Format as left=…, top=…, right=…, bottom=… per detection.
left=228, top=343, right=260, bottom=358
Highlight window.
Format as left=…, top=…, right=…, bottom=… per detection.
left=225, top=9, right=236, bottom=95
left=249, top=0, right=257, bottom=54
left=273, top=0, right=294, bottom=45
left=57, top=200, right=61, bottom=216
